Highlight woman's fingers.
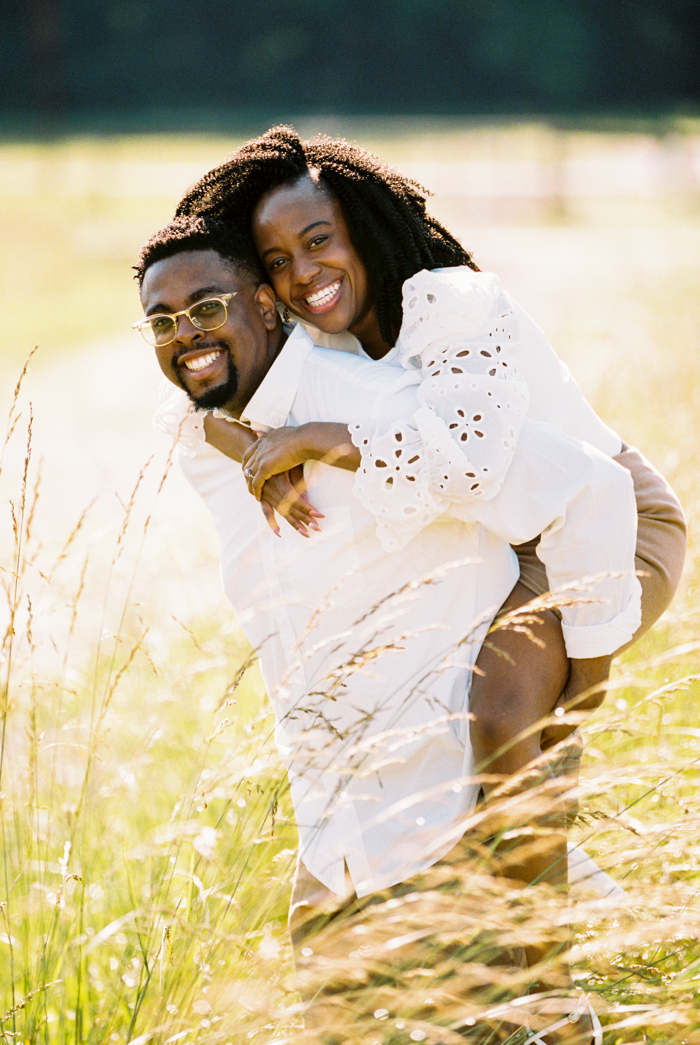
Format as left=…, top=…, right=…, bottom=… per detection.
left=288, top=463, right=307, bottom=497
left=243, top=451, right=282, bottom=501
left=260, top=499, right=281, bottom=537
left=259, top=471, right=324, bottom=536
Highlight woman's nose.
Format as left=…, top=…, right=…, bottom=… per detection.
left=292, top=254, right=321, bottom=285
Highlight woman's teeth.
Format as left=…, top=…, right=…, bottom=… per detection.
left=184, top=350, right=222, bottom=372
left=305, top=281, right=341, bottom=308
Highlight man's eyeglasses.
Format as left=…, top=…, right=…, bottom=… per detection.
left=132, top=294, right=237, bottom=347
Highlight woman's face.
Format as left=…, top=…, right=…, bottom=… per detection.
left=252, top=175, right=377, bottom=344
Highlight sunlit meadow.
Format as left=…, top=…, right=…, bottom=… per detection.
left=1, top=119, right=699, bottom=1043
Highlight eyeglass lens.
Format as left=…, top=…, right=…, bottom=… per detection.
left=145, top=298, right=228, bottom=345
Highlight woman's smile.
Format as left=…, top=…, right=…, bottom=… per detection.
left=302, top=279, right=343, bottom=313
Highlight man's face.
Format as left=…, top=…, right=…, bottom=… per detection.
left=140, top=249, right=281, bottom=415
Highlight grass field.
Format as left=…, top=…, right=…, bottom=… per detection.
left=1, top=120, right=699, bottom=1043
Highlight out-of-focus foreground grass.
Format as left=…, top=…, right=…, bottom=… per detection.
left=1, top=121, right=699, bottom=1043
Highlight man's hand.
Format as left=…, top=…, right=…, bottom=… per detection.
left=541, top=654, right=613, bottom=750
left=243, top=426, right=311, bottom=500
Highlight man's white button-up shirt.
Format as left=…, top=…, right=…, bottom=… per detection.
left=158, top=323, right=640, bottom=897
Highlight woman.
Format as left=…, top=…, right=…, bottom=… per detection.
left=174, top=127, right=685, bottom=1041
left=175, top=122, right=684, bottom=771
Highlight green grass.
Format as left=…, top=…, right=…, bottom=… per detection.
left=1, top=122, right=699, bottom=1043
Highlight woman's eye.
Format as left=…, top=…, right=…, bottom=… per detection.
left=309, top=235, right=328, bottom=248
left=268, top=257, right=286, bottom=271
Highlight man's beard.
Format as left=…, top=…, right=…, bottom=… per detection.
left=175, top=343, right=239, bottom=411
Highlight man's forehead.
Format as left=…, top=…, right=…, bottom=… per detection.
left=141, top=249, right=242, bottom=306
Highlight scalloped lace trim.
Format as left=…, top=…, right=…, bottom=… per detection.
left=352, top=269, right=529, bottom=551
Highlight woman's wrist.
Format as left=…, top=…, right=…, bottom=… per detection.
left=301, top=422, right=359, bottom=470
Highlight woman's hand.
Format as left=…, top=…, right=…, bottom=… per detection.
left=259, top=465, right=323, bottom=538
left=243, top=427, right=311, bottom=500
left=202, top=415, right=323, bottom=536
left=242, top=423, right=360, bottom=500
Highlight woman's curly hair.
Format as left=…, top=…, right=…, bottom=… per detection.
left=176, top=125, right=478, bottom=345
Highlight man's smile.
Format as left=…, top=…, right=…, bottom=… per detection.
left=182, top=348, right=224, bottom=372
left=173, top=343, right=227, bottom=380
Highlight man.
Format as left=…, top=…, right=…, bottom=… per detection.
left=135, top=215, right=637, bottom=1042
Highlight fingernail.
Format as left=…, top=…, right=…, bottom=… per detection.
left=309, top=521, right=321, bottom=532
left=309, top=510, right=325, bottom=518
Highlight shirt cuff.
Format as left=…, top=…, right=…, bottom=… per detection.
left=561, top=582, right=642, bottom=659
left=153, top=387, right=207, bottom=458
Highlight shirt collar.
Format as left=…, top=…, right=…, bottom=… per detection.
left=240, top=323, right=315, bottom=431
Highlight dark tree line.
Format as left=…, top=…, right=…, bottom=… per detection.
left=3, top=0, right=699, bottom=123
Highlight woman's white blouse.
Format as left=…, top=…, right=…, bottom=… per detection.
left=328, top=267, right=621, bottom=553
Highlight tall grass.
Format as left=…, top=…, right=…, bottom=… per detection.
left=2, top=349, right=699, bottom=1045
left=0, top=359, right=300, bottom=1043
left=1, top=123, right=699, bottom=1043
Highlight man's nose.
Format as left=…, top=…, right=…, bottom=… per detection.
left=173, top=313, right=204, bottom=342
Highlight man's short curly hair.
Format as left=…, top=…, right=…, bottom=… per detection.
left=175, top=126, right=478, bottom=345
left=134, top=215, right=266, bottom=287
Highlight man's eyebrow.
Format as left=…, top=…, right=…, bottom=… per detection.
left=259, top=221, right=332, bottom=260
left=145, top=285, right=224, bottom=315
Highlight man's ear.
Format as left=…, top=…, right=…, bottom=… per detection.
left=254, top=283, right=281, bottom=330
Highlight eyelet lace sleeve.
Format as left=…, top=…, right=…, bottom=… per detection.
left=153, top=383, right=207, bottom=458
left=350, top=268, right=530, bottom=552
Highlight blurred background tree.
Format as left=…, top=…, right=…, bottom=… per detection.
left=2, top=0, right=698, bottom=128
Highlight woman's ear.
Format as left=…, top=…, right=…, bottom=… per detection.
left=254, top=282, right=281, bottom=330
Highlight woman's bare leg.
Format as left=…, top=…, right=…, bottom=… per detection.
left=470, top=581, right=569, bottom=847
left=469, top=584, right=600, bottom=1042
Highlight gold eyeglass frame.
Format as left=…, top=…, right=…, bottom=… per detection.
left=132, top=293, right=237, bottom=347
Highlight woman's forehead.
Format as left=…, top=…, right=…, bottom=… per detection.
left=253, top=174, right=340, bottom=234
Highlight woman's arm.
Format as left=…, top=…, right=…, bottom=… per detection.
left=348, top=269, right=530, bottom=552
left=203, top=413, right=257, bottom=461
left=216, top=271, right=527, bottom=550
left=241, top=422, right=360, bottom=499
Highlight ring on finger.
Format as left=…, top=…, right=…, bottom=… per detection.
left=244, top=467, right=254, bottom=480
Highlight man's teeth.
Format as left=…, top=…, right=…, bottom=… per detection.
left=183, top=350, right=222, bottom=372
left=305, top=281, right=341, bottom=308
